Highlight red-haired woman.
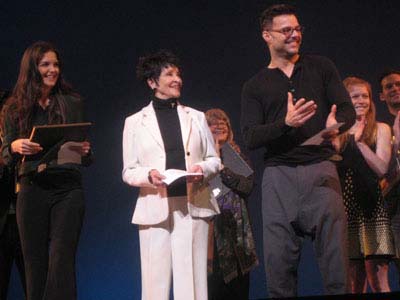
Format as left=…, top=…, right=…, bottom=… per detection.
left=336, top=77, right=395, bottom=293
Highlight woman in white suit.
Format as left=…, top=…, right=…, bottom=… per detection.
left=122, top=50, right=221, bottom=300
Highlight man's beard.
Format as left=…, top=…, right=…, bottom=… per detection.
left=388, top=101, right=400, bottom=110
left=389, top=101, right=400, bottom=114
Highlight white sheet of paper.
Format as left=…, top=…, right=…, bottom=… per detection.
left=301, top=122, right=344, bottom=146
left=161, top=169, right=202, bottom=185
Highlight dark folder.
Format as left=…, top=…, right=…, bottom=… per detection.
left=210, top=143, right=253, bottom=198
left=23, top=122, right=92, bottom=167
left=220, top=143, right=253, bottom=177
left=29, top=122, right=92, bottom=150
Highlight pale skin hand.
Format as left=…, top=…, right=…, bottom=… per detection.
left=323, top=104, right=340, bottom=141
left=356, top=122, right=391, bottom=178
left=393, top=111, right=400, bottom=153
left=214, top=139, right=224, bottom=157
left=186, top=164, right=204, bottom=183
left=351, top=117, right=366, bottom=142
left=68, top=141, right=91, bottom=155
left=214, top=140, right=225, bottom=169
left=285, top=92, right=317, bottom=127
left=331, top=115, right=365, bottom=157
left=11, top=139, right=42, bottom=155
left=148, top=169, right=166, bottom=187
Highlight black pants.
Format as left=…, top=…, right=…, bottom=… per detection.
left=0, top=214, right=26, bottom=300
left=208, top=264, right=249, bottom=300
left=17, top=172, right=85, bottom=300
left=208, top=241, right=250, bottom=300
left=262, top=161, right=349, bottom=298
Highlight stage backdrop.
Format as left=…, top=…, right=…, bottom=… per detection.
left=1, top=0, right=399, bottom=299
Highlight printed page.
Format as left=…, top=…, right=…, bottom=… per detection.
left=162, top=169, right=202, bottom=185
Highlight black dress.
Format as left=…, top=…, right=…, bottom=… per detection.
left=339, top=135, right=395, bottom=259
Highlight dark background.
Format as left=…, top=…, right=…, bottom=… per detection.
left=1, top=0, right=400, bottom=299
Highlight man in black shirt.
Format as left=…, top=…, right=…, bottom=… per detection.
left=379, top=69, right=400, bottom=282
left=241, top=4, right=355, bottom=298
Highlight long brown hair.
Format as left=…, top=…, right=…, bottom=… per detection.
left=205, top=108, right=241, bottom=153
left=339, top=77, right=377, bottom=150
left=1, top=41, right=76, bottom=137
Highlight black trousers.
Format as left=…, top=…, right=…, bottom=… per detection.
left=262, top=161, right=349, bottom=298
left=17, top=172, right=85, bottom=300
left=207, top=249, right=250, bottom=300
left=0, top=214, right=26, bottom=300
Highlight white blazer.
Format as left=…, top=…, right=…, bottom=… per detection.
left=122, top=101, right=221, bottom=225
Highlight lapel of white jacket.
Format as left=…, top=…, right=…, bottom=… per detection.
left=141, top=102, right=165, bottom=151
left=177, top=104, right=192, bottom=151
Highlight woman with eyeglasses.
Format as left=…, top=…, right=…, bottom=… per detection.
left=205, top=108, right=258, bottom=300
left=335, top=77, right=395, bottom=293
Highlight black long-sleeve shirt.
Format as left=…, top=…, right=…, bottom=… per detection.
left=152, top=96, right=187, bottom=197
left=241, top=54, right=356, bottom=166
left=1, top=94, right=91, bottom=176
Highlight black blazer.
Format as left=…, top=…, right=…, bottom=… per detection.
left=0, top=89, right=14, bottom=234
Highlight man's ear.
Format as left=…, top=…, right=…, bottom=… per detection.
left=262, top=30, right=271, bottom=43
left=147, top=78, right=157, bottom=90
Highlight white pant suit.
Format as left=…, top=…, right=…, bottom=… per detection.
left=122, top=102, right=221, bottom=300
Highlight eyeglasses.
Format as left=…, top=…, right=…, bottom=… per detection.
left=383, top=81, right=400, bottom=90
left=268, top=25, right=304, bottom=38
left=209, top=121, right=228, bottom=128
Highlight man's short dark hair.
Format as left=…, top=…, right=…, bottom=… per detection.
left=136, top=50, right=181, bottom=83
left=259, top=4, right=297, bottom=31
left=378, top=69, right=400, bottom=88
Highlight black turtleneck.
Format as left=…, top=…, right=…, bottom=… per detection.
left=152, top=95, right=187, bottom=197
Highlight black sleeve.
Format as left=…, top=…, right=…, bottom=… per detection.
left=241, top=81, right=292, bottom=150
left=323, top=58, right=356, bottom=132
left=220, top=167, right=254, bottom=198
left=0, top=106, right=21, bottom=167
left=220, top=151, right=254, bottom=198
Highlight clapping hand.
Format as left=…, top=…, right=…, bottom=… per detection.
left=393, top=111, right=400, bottom=148
left=285, top=92, right=317, bottom=127
left=351, top=117, right=366, bottom=142
left=323, top=105, right=339, bottom=140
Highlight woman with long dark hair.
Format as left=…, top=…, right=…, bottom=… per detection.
left=1, top=41, right=91, bottom=300
left=336, top=77, right=394, bottom=293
